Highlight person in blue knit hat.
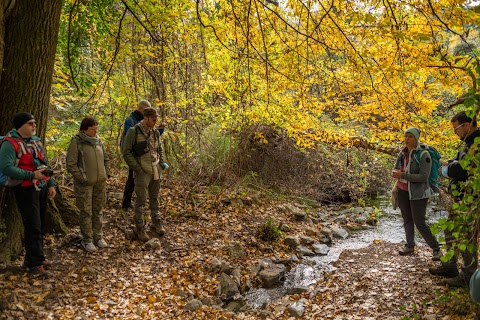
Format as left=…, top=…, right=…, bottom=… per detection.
left=391, top=127, right=441, bottom=261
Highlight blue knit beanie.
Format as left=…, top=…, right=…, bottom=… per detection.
left=405, top=127, right=420, bottom=143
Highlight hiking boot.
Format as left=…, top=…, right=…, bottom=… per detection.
left=152, top=223, right=166, bottom=236
left=399, top=245, right=414, bottom=256
left=429, top=264, right=459, bottom=278
left=443, top=273, right=469, bottom=288
left=28, top=265, right=49, bottom=278
left=432, top=249, right=442, bottom=261
left=81, top=240, right=97, bottom=252
left=23, top=259, right=51, bottom=270
left=96, top=239, right=108, bottom=248
left=135, top=228, right=150, bottom=242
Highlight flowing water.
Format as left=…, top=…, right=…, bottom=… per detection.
left=245, top=196, right=448, bottom=308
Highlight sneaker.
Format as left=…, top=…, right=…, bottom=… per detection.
left=443, top=274, right=469, bottom=288
left=81, top=240, right=97, bottom=252
left=96, top=239, right=108, bottom=248
left=432, top=249, right=442, bottom=261
left=429, top=264, right=459, bottom=278
left=152, top=223, right=166, bottom=236
left=28, top=265, right=49, bottom=278
left=134, top=228, right=150, bottom=242
left=399, top=245, right=414, bottom=256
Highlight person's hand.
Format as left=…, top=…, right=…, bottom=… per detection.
left=48, top=187, right=56, bottom=198
left=161, top=162, right=169, bottom=170
left=441, top=166, right=449, bottom=178
left=34, top=167, right=46, bottom=179
left=391, top=169, right=402, bottom=180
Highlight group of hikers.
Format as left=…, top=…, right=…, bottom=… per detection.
left=0, top=101, right=168, bottom=277
left=0, top=105, right=479, bottom=302
left=392, top=110, right=480, bottom=294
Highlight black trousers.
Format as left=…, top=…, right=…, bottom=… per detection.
left=397, top=188, right=439, bottom=250
left=122, top=169, right=135, bottom=209
left=14, top=185, right=47, bottom=268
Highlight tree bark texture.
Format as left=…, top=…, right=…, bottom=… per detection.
left=0, top=0, right=62, bottom=136
left=0, top=0, right=63, bottom=265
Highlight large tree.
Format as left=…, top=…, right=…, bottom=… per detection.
left=0, top=0, right=63, bottom=265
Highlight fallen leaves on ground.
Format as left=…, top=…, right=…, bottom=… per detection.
left=1, top=182, right=479, bottom=319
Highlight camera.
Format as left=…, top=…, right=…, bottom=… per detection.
left=43, top=168, right=54, bottom=177
left=37, top=165, right=54, bottom=177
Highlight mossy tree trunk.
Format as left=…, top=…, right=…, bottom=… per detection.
left=0, top=0, right=68, bottom=265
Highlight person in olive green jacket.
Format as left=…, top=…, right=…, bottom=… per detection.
left=66, top=116, right=110, bottom=252
left=122, top=107, right=169, bottom=241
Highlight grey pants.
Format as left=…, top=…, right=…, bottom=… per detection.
left=75, top=182, right=106, bottom=243
left=133, top=170, right=161, bottom=229
left=398, top=189, right=439, bottom=250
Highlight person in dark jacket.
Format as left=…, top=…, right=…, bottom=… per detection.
left=66, top=116, right=110, bottom=252
left=120, top=100, right=149, bottom=210
left=392, top=127, right=441, bottom=260
left=429, top=111, right=480, bottom=288
left=0, top=112, right=56, bottom=277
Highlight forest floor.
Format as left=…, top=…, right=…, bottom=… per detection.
left=0, top=180, right=479, bottom=320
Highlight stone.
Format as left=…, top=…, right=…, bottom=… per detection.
left=305, top=227, right=321, bottom=237
left=185, top=299, right=202, bottom=311
left=299, top=235, right=315, bottom=245
left=288, top=286, right=309, bottom=294
left=226, top=242, right=246, bottom=258
left=351, top=207, right=364, bottom=215
left=284, top=236, right=300, bottom=248
left=296, top=245, right=314, bottom=256
left=218, top=273, right=240, bottom=299
left=258, top=258, right=274, bottom=270
left=232, top=268, right=242, bottom=287
left=258, top=264, right=286, bottom=288
left=312, top=243, right=330, bottom=255
left=363, top=206, right=375, bottom=215
left=334, top=214, right=348, bottom=224
left=220, top=261, right=234, bottom=275
left=176, top=288, right=188, bottom=298
left=210, top=257, right=222, bottom=274
left=283, top=204, right=307, bottom=219
left=331, top=225, right=349, bottom=239
left=279, top=222, right=291, bottom=232
left=320, top=226, right=333, bottom=238
left=144, top=238, right=161, bottom=250
left=354, top=216, right=367, bottom=224
left=225, top=298, right=246, bottom=312
left=318, top=235, right=331, bottom=244
left=286, top=298, right=306, bottom=318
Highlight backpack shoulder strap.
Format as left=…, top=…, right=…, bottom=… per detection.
left=1, top=137, right=25, bottom=158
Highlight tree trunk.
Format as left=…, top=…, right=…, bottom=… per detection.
left=0, top=0, right=64, bottom=265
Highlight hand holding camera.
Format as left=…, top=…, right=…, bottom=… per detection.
left=35, top=165, right=53, bottom=179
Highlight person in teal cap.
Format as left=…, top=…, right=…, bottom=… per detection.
left=392, top=127, right=441, bottom=261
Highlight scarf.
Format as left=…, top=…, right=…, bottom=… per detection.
left=78, top=131, right=100, bottom=146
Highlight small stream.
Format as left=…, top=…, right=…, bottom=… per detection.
left=245, top=196, right=448, bottom=308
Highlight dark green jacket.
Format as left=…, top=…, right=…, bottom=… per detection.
left=122, top=123, right=165, bottom=174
